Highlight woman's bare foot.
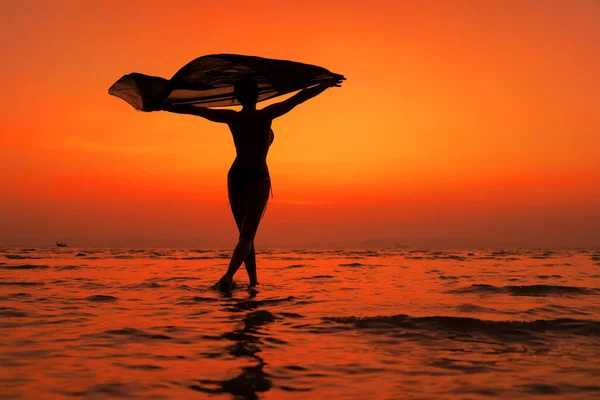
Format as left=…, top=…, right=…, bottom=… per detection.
left=212, top=275, right=236, bottom=292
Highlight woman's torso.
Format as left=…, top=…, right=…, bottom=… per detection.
left=228, top=110, right=274, bottom=171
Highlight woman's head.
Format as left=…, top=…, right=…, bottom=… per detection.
left=234, top=77, right=259, bottom=106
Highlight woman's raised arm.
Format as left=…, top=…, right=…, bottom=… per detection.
left=162, top=104, right=236, bottom=124
left=262, top=78, right=343, bottom=119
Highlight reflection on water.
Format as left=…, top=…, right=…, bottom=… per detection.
left=1, top=247, right=600, bottom=399
left=191, top=294, right=274, bottom=399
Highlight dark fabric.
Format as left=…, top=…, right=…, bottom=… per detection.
left=108, top=54, right=345, bottom=111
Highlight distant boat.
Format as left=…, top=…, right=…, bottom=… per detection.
left=56, top=241, right=67, bottom=247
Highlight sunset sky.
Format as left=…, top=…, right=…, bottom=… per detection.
left=1, top=0, right=599, bottom=247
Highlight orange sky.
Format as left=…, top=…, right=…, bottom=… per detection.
left=1, top=0, right=599, bottom=247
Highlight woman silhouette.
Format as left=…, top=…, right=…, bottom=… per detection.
left=163, top=77, right=343, bottom=291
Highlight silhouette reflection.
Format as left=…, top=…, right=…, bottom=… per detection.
left=190, top=292, right=277, bottom=399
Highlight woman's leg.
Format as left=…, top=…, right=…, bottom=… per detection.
left=229, top=184, right=259, bottom=286
left=220, top=177, right=270, bottom=289
left=244, top=244, right=259, bottom=286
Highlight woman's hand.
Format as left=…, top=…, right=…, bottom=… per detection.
left=320, top=76, right=345, bottom=88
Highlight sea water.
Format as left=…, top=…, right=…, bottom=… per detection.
left=1, top=247, right=599, bottom=399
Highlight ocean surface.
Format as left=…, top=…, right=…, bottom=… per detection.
left=1, top=247, right=599, bottom=399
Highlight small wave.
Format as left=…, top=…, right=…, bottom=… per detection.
left=142, top=282, right=162, bottom=288
left=0, top=264, right=49, bottom=270
left=517, top=383, right=600, bottom=396
left=57, top=382, right=145, bottom=398
left=120, top=279, right=163, bottom=289
left=0, top=292, right=33, bottom=301
left=324, top=314, right=600, bottom=339
left=0, top=307, right=30, bottom=317
left=541, top=263, right=572, bottom=267
left=338, top=263, right=366, bottom=267
left=531, top=253, right=554, bottom=259
left=189, top=296, right=219, bottom=303
left=271, top=256, right=309, bottom=261
left=425, top=269, right=443, bottom=274
left=456, top=304, right=510, bottom=315
left=102, top=327, right=172, bottom=340
left=526, top=304, right=592, bottom=316
left=86, top=295, right=118, bottom=302
left=163, top=276, right=202, bottom=282
left=4, top=254, right=43, bottom=260
left=433, top=255, right=468, bottom=261
left=0, top=281, right=44, bottom=286
left=446, top=284, right=595, bottom=296
left=279, top=312, right=304, bottom=319
left=224, top=296, right=297, bottom=312
left=285, top=264, right=307, bottom=269
left=490, top=251, right=517, bottom=256
left=301, top=275, right=334, bottom=280
left=113, top=362, right=163, bottom=370
left=55, top=265, right=81, bottom=270
left=427, top=357, right=501, bottom=374
left=344, top=250, right=381, bottom=257
left=279, top=385, right=312, bottom=392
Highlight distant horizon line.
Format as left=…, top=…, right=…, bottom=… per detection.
left=1, top=244, right=598, bottom=250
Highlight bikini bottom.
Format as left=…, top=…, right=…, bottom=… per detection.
left=227, top=166, right=273, bottom=219
left=227, top=166, right=270, bottom=194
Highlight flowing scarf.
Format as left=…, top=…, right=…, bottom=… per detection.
left=108, top=54, right=345, bottom=111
